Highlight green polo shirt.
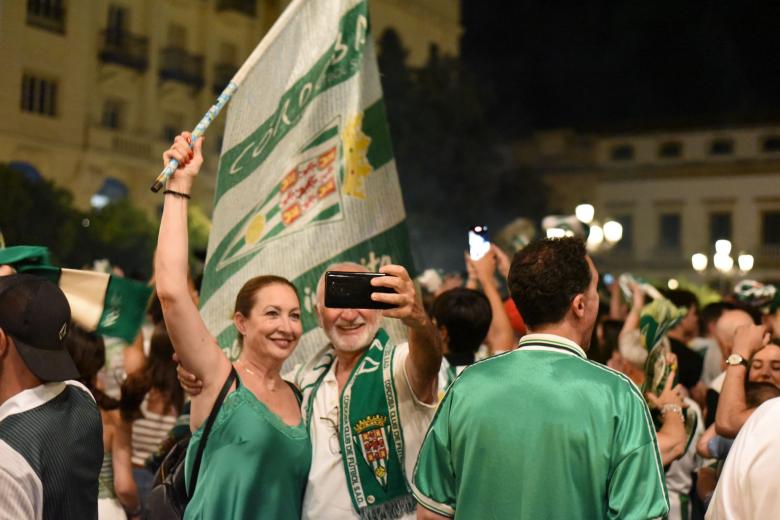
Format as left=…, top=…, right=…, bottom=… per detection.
left=412, top=333, right=669, bottom=519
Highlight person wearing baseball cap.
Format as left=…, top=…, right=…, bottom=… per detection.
left=0, top=274, right=102, bottom=519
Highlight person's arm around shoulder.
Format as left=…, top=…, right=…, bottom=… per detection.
left=154, top=132, right=231, bottom=429
left=372, top=264, right=442, bottom=404
left=715, top=323, right=769, bottom=438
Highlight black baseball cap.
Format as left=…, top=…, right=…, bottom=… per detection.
left=0, top=274, right=79, bottom=382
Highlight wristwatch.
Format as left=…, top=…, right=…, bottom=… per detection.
left=725, top=353, right=750, bottom=368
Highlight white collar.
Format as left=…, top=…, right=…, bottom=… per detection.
left=518, top=333, right=587, bottom=359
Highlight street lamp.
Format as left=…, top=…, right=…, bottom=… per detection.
left=546, top=227, right=566, bottom=239
left=691, top=253, right=708, bottom=272
left=575, top=203, right=595, bottom=224
left=714, top=252, right=734, bottom=273
left=738, top=254, right=755, bottom=273
left=587, top=225, right=604, bottom=247
left=603, top=220, right=623, bottom=243
left=715, top=239, right=732, bottom=256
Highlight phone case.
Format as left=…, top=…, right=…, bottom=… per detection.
left=324, top=271, right=397, bottom=309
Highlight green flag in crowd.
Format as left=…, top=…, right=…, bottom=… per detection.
left=0, top=246, right=151, bottom=343
left=199, top=0, right=414, bottom=365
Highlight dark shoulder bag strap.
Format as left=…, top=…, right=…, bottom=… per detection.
left=285, top=380, right=303, bottom=405
left=188, top=365, right=238, bottom=496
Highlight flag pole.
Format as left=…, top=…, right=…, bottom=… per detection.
left=149, top=0, right=307, bottom=192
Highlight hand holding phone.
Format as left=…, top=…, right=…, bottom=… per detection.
left=469, top=225, right=490, bottom=261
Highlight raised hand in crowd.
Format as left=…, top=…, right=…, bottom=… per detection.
left=645, top=360, right=688, bottom=465
left=715, top=323, right=771, bottom=437
left=469, top=245, right=515, bottom=353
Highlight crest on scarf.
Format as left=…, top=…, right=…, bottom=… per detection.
left=354, top=414, right=391, bottom=489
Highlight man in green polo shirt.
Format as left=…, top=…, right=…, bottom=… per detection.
left=413, top=237, right=669, bottom=519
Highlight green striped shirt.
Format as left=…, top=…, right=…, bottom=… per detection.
left=412, top=333, right=669, bottom=519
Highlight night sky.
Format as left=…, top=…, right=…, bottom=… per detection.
left=460, top=0, right=780, bottom=135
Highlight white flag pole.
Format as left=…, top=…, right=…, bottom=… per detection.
left=150, top=0, right=307, bottom=192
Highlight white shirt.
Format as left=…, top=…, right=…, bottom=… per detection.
left=706, top=396, right=780, bottom=519
left=301, top=342, right=436, bottom=520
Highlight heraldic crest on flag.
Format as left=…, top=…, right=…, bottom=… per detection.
left=354, top=414, right=392, bottom=489
left=214, top=112, right=374, bottom=272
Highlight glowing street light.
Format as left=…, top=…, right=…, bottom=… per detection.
left=738, top=254, right=755, bottom=272
left=575, top=203, right=595, bottom=224
left=691, top=253, right=708, bottom=272
left=546, top=227, right=566, bottom=239
left=715, top=239, right=732, bottom=256
left=587, top=225, right=604, bottom=247
left=714, top=252, right=734, bottom=273
left=603, top=220, right=623, bottom=243
left=667, top=278, right=680, bottom=290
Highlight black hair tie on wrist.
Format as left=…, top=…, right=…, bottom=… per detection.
left=163, top=189, right=191, bottom=200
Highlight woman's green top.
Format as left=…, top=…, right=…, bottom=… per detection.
left=183, top=375, right=311, bottom=519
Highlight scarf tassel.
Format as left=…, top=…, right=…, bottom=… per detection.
left=358, top=494, right=417, bottom=520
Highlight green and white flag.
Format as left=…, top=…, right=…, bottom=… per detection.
left=20, top=265, right=152, bottom=343
left=199, top=0, right=414, bottom=366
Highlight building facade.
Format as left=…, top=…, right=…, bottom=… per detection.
left=514, top=127, right=780, bottom=281
left=0, top=0, right=460, bottom=214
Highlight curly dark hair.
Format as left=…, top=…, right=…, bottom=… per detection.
left=507, top=237, right=592, bottom=328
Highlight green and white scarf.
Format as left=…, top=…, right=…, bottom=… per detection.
left=298, top=328, right=415, bottom=519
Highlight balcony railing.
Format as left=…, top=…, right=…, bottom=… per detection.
left=216, top=0, right=257, bottom=17
left=99, top=30, right=149, bottom=72
left=159, top=47, right=204, bottom=89
left=27, top=3, right=66, bottom=34
left=213, top=63, right=237, bottom=95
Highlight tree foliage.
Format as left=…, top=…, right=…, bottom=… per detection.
left=377, top=30, right=547, bottom=270
left=0, top=165, right=156, bottom=278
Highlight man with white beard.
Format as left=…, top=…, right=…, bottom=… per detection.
left=179, top=261, right=441, bottom=519
left=293, top=262, right=441, bottom=520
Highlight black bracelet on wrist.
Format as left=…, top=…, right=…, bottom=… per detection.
left=164, top=189, right=191, bottom=200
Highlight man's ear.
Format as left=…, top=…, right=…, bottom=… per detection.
left=436, top=322, right=450, bottom=348
left=313, top=302, right=324, bottom=327
left=0, top=328, right=9, bottom=358
left=572, top=293, right=586, bottom=319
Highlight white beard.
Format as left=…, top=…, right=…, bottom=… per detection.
left=327, top=321, right=380, bottom=353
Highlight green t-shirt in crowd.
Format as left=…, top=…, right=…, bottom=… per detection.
left=413, top=333, right=669, bottom=519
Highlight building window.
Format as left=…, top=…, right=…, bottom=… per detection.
left=762, top=136, right=780, bottom=152
left=659, top=213, right=681, bottom=250
left=162, top=112, right=184, bottom=142
left=167, top=23, right=187, bottom=48
left=710, top=138, right=734, bottom=156
left=27, top=0, right=66, bottom=33
left=610, top=144, right=634, bottom=161
left=101, top=99, right=125, bottom=129
left=709, top=212, right=732, bottom=244
left=762, top=211, right=780, bottom=246
left=20, top=74, right=58, bottom=117
left=614, top=214, right=633, bottom=251
left=658, top=141, right=682, bottom=158
left=107, top=4, right=127, bottom=33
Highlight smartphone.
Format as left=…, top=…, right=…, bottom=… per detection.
left=324, top=271, right=398, bottom=309
left=468, top=225, right=490, bottom=260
